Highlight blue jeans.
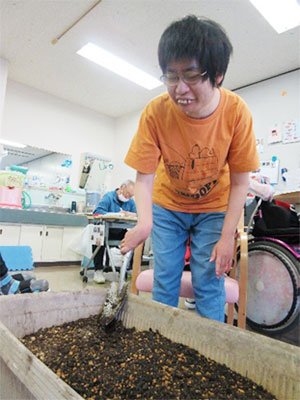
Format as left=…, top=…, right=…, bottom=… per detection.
left=151, top=203, right=226, bottom=322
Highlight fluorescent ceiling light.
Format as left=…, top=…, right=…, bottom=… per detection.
left=0, top=139, right=26, bottom=148
left=77, top=42, right=162, bottom=90
left=249, top=0, right=300, bottom=33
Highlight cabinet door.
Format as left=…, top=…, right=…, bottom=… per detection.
left=42, top=226, right=63, bottom=261
left=61, top=226, right=84, bottom=261
left=20, top=225, right=44, bottom=262
left=0, top=224, right=21, bottom=246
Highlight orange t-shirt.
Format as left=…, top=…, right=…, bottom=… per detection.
left=125, top=88, right=260, bottom=213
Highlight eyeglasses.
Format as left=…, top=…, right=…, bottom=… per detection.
left=160, top=71, right=207, bottom=86
left=122, top=189, right=133, bottom=199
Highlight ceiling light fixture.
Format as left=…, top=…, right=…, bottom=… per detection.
left=77, top=42, right=162, bottom=90
left=0, top=139, right=27, bottom=148
left=249, top=0, right=300, bottom=33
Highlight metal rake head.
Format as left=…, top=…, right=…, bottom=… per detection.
left=98, top=281, right=129, bottom=332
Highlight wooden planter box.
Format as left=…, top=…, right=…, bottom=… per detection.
left=0, top=289, right=299, bottom=400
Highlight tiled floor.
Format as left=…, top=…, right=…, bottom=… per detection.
left=34, top=264, right=299, bottom=347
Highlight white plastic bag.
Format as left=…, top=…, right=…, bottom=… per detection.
left=68, top=224, right=104, bottom=258
left=109, top=247, right=124, bottom=267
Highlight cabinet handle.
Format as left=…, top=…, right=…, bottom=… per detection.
left=0, top=229, right=2, bottom=235
left=46, top=231, right=48, bottom=237
left=40, top=231, right=43, bottom=236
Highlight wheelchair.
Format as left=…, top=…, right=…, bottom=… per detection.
left=236, top=197, right=300, bottom=335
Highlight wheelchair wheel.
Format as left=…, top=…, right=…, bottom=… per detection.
left=236, top=240, right=299, bottom=335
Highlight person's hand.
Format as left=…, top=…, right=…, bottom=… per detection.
left=210, top=235, right=235, bottom=278
left=120, top=225, right=150, bottom=254
left=120, top=210, right=136, bottom=217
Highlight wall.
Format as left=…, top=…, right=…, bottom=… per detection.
left=236, top=69, right=300, bottom=190
left=0, top=58, right=8, bottom=136
left=113, top=109, right=141, bottom=188
left=114, top=70, right=300, bottom=191
left=2, top=80, right=115, bottom=190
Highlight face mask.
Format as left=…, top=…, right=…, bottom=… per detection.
left=118, top=193, right=130, bottom=202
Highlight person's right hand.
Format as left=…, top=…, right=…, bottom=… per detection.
left=120, top=225, right=151, bottom=254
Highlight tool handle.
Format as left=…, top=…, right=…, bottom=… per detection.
left=119, top=250, right=133, bottom=293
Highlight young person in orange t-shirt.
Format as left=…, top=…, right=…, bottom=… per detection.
left=121, top=15, right=260, bottom=322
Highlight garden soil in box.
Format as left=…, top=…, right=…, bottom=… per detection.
left=21, top=315, right=276, bottom=400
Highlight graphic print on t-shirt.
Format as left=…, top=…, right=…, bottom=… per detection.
left=164, top=144, right=219, bottom=199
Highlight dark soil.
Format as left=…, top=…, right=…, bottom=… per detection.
left=21, top=315, right=276, bottom=400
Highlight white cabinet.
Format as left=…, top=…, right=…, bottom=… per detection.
left=61, top=227, right=83, bottom=261
left=42, top=227, right=64, bottom=261
left=0, top=223, right=21, bottom=246
left=19, top=225, right=44, bottom=262
left=20, top=225, right=64, bottom=262
left=1, top=222, right=85, bottom=263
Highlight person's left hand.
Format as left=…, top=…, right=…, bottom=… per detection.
left=210, top=235, right=235, bottom=278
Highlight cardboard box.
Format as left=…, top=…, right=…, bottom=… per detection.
left=0, top=289, right=299, bottom=400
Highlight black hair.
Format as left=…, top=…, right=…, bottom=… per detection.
left=158, top=15, right=233, bottom=87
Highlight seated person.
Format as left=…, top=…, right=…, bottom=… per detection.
left=92, top=179, right=136, bottom=283
left=0, top=252, right=49, bottom=295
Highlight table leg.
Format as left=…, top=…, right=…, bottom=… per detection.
left=82, top=245, right=102, bottom=282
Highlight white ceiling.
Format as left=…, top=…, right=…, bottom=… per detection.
left=0, top=0, right=299, bottom=118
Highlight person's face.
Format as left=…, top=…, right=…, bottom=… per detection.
left=165, top=59, right=222, bottom=119
left=120, top=184, right=134, bottom=199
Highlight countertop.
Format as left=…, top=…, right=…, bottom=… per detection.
left=0, top=207, right=89, bottom=227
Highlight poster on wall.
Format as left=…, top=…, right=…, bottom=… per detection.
left=256, top=138, right=264, bottom=153
left=282, top=120, right=300, bottom=144
left=268, top=124, right=282, bottom=144
left=78, top=152, right=114, bottom=195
